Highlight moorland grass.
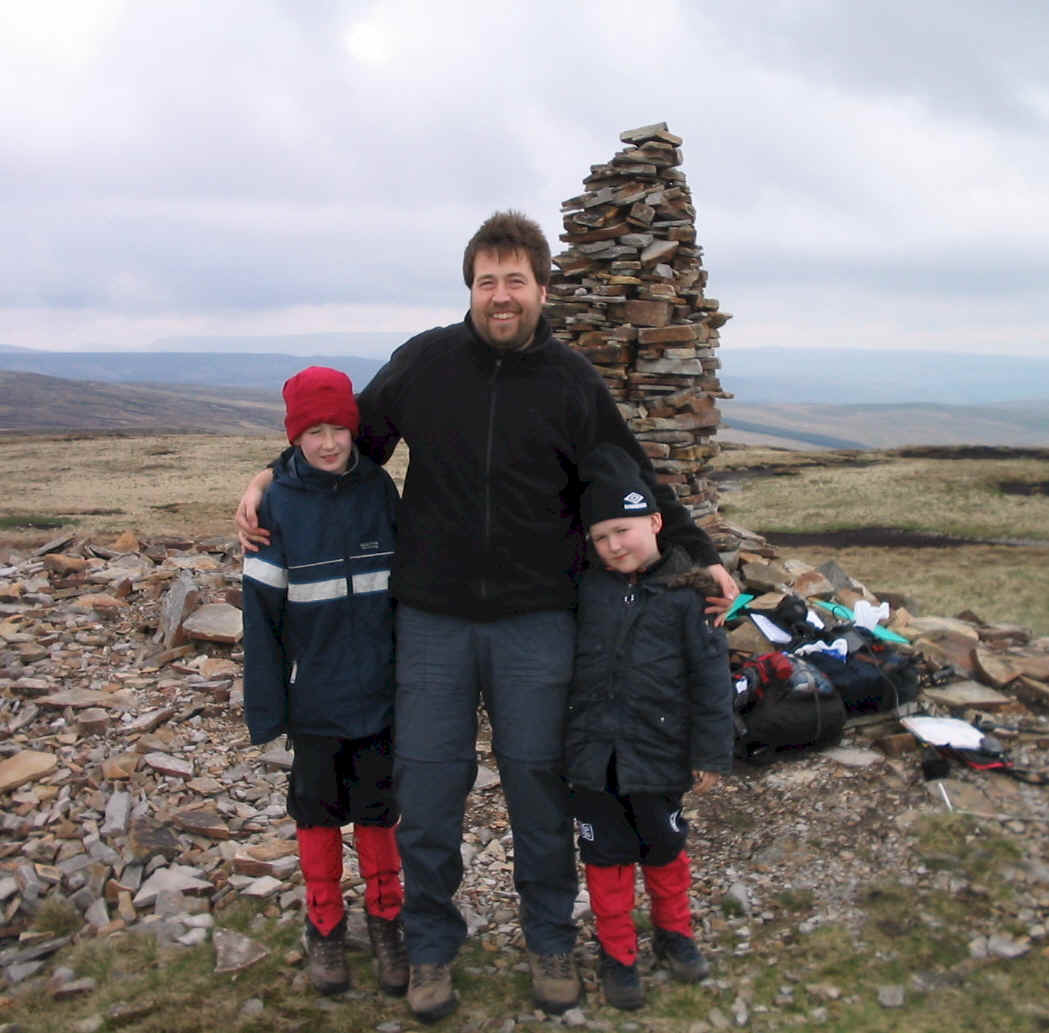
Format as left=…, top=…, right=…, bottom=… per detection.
left=713, top=449, right=1049, bottom=636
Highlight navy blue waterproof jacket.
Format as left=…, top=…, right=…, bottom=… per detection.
left=241, top=448, right=398, bottom=745
left=353, top=312, right=721, bottom=621
left=565, top=546, right=734, bottom=795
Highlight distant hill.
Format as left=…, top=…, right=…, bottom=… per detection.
left=718, top=399, right=1049, bottom=449
left=3, top=344, right=1046, bottom=406
left=0, top=351, right=385, bottom=391
left=0, top=371, right=284, bottom=434
left=718, top=348, right=1049, bottom=405
left=2, top=369, right=1047, bottom=446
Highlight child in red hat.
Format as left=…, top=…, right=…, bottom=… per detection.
left=242, top=366, right=406, bottom=997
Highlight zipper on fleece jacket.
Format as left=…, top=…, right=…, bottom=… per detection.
left=480, top=355, right=503, bottom=601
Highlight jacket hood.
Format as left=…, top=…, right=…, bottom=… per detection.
left=655, top=545, right=720, bottom=596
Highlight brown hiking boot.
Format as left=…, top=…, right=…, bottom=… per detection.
left=527, top=950, right=581, bottom=1014
left=407, top=962, right=458, bottom=1024
left=303, top=915, right=349, bottom=995
left=366, top=912, right=409, bottom=996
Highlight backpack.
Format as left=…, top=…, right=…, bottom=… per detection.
left=733, top=652, right=846, bottom=765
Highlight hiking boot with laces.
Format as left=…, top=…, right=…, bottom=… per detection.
left=652, top=926, right=710, bottom=982
left=527, top=950, right=581, bottom=1014
left=407, top=962, right=458, bottom=1024
left=366, top=912, right=409, bottom=996
left=302, top=915, right=349, bottom=995
left=597, top=946, right=644, bottom=1011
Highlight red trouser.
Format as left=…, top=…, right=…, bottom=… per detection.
left=354, top=824, right=404, bottom=921
left=585, top=863, right=637, bottom=965
left=642, top=850, right=692, bottom=937
left=298, top=824, right=404, bottom=934
left=586, top=850, right=693, bottom=964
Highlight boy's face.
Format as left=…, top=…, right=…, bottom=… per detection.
left=295, top=423, right=353, bottom=474
left=589, top=512, right=663, bottom=576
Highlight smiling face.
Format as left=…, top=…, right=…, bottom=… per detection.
left=469, top=247, right=547, bottom=351
left=296, top=422, right=353, bottom=474
left=589, top=512, right=664, bottom=576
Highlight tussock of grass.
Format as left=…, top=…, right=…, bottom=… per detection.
left=30, top=897, right=83, bottom=938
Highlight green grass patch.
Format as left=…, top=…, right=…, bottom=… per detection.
left=0, top=513, right=69, bottom=530
left=3, top=903, right=552, bottom=1033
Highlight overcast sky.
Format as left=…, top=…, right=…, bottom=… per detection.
left=2, top=0, right=1047, bottom=358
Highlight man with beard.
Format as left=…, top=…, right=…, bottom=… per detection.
left=237, top=210, right=738, bottom=1023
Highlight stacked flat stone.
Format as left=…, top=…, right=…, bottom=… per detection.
left=546, top=122, right=731, bottom=522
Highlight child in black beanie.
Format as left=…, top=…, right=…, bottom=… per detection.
left=566, top=444, right=734, bottom=1010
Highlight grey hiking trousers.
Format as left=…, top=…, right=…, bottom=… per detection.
left=393, top=604, right=578, bottom=964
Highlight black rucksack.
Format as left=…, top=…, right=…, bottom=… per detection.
left=733, top=652, right=846, bottom=765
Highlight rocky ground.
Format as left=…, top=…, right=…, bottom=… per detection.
left=2, top=531, right=1049, bottom=1031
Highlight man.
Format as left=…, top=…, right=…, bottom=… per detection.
left=237, top=210, right=737, bottom=1024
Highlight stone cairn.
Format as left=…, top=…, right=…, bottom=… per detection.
left=545, top=122, right=731, bottom=530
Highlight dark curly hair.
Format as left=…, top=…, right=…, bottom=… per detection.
left=462, top=210, right=551, bottom=288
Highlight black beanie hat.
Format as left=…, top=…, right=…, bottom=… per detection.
left=580, top=444, right=658, bottom=528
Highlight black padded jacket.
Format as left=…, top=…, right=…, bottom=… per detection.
left=565, top=546, right=734, bottom=794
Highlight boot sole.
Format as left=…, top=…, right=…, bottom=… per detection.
left=532, top=991, right=582, bottom=1015
left=654, top=951, right=710, bottom=982
left=605, top=993, right=644, bottom=1011
left=410, top=992, right=459, bottom=1024
left=378, top=976, right=409, bottom=998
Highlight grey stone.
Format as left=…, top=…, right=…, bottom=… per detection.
left=84, top=898, right=110, bottom=928
left=877, top=984, right=905, bottom=1008
left=213, top=928, right=269, bottom=974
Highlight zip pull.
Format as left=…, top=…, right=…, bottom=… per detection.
left=624, top=589, right=636, bottom=606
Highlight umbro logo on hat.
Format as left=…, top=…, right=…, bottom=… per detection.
left=623, top=491, right=648, bottom=510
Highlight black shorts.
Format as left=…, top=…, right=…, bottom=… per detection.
left=571, top=757, right=687, bottom=867
left=287, top=727, right=398, bottom=828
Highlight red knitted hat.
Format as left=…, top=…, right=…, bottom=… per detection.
left=282, top=366, right=360, bottom=443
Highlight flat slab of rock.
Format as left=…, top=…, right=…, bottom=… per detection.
left=259, top=745, right=293, bottom=769
left=172, top=808, right=230, bottom=840
left=181, top=603, right=242, bottom=644
left=143, top=752, right=194, bottom=778
left=122, top=708, right=176, bottom=735
left=240, top=875, right=284, bottom=898
left=0, top=749, right=57, bottom=792
left=37, top=688, right=136, bottom=711
left=133, top=865, right=213, bottom=907
left=922, top=680, right=1012, bottom=710
left=127, top=818, right=181, bottom=862
left=820, top=747, right=884, bottom=768
left=72, top=593, right=128, bottom=612
left=975, top=647, right=1049, bottom=688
